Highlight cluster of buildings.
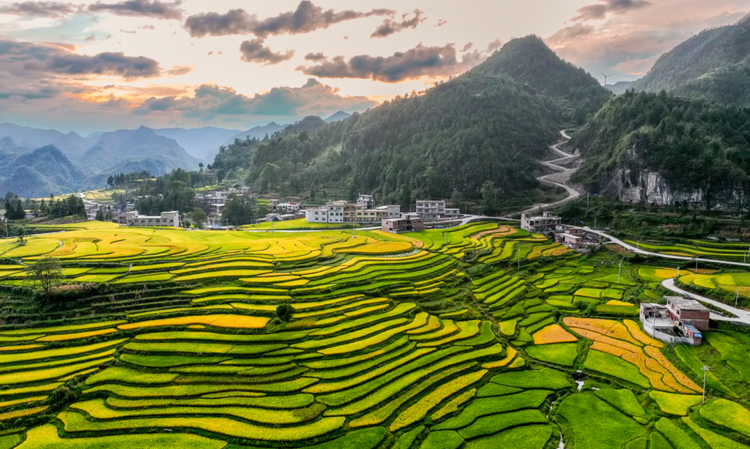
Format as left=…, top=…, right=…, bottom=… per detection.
left=125, top=210, right=181, bottom=227
left=305, top=195, right=401, bottom=224
left=639, top=296, right=710, bottom=345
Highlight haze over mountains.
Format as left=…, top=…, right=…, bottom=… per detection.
left=0, top=110, right=353, bottom=198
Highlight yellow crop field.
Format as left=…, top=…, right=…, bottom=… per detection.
left=119, top=314, right=269, bottom=330
left=533, top=324, right=577, bottom=345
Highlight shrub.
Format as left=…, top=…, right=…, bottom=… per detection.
left=276, top=304, right=293, bottom=322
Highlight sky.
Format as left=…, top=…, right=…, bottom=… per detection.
left=0, top=0, right=747, bottom=134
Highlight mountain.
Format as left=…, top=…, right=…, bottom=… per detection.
left=153, top=127, right=240, bottom=160
left=570, top=90, right=750, bottom=210
left=325, top=111, right=351, bottom=123
left=0, top=137, right=31, bottom=155
left=79, top=126, right=200, bottom=175
left=204, top=122, right=285, bottom=161
left=465, top=35, right=612, bottom=124
left=631, top=14, right=750, bottom=106
left=0, top=145, right=86, bottom=197
left=0, top=123, right=91, bottom=157
left=212, top=36, right=609, bottom=203
left=606, top=81, right=634, bottom=95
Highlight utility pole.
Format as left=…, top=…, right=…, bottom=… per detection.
left=701, top=365, right=710, bottom=404
left=695, top=258, right=698, bottom=274
left=3, top=218, right=7, bottom=238
left=352, top=221, right=356, bottom=239
left=445, top=228, right=449, bottom=249
left=677, top=267, right=680, bottom=278
left=271, top=220, right=273, bottom=235
left=517, top=248, right=521, bottom=271
left=736, top=291, right=739, bottom=307
left=617, top=260, right=622, bottom=285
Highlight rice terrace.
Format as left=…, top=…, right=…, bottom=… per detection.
left=0, top=220, right=750, bottom=449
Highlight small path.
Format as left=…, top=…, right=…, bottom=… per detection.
left=661, top=278, right=750, bottom=325
left=524, top=130, right=582, bottom=214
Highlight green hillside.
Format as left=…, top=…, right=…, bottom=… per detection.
left=632, top=14, right=750, bottom=106
left=571, top=90, right=750, bottom=210
left=212, top=37, right=610, bottom=204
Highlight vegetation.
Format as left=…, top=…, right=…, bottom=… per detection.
left=571, top=91, right=750, bottom=211
left=0, top=221, right=749, bottom=448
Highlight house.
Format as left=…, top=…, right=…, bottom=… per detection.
left=306, top=200, right=345, bottom=223
left=415, top=200, right=460, bottom=221
left=382, top=213, right=425, bottom=233
left=639, top=296, right=710, bottom=345
left=125, top=210, right=180, bottom=227
left=357, top=194, right=374, bottom=209
left=665, top=296, right=711, bottom=331
left=521, top=211, right=562, bottom=233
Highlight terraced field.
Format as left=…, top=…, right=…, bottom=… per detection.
left=0, top=221, right=749, bottom=448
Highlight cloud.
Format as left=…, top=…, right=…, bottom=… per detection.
left=0, top=1, right=77, bottom=18
left=184, top=1, right=394, bottom=38
left=166, top=65, right=192, bottom=76
left=7, top=40, right=164, bottom=80
left=486, top=38, right=503, bottom=52
left=304, top=52, right=326, bottom=61
left=135, top=78, right=376, bottom=117
left=436, top=19, right=447, bottom=27
left=88, top=0, right=184, bottom=20
left=239, top=38, right=295, bottom=65
left=297, top=43, right=485, bottom=83
left=572, top=0, right=651, bottom=22
left=371, top=9, right=425, bottom=38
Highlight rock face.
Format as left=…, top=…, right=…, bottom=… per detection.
left=612, top=169, right=704, bottom=205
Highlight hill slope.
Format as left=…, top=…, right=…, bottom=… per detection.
left=0, top=146, right=86, bottom=197
left=153, top=127, right=240, bottom=160
left=212, top=37, right=610, bottom=203
left=632, top=14, right=750, bottom=106
left=570, top=90, right=750, bottom=210
left=465, top=35, right=611, bottom=124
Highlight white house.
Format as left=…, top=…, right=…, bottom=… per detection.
left=125, top=210, right=180, bottom=227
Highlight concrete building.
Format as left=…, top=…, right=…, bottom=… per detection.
left=639, top=296, right=710, bottom=345
left=521, top=211, right=562, bottom=232
left=306, top=201, right=400, bottom=224
left=357, top=194, right=374, bottom=209
left=415, top=200, right=460, bottom=221
left=665, top=296, right=711, bottom=331
left=125, top=210, right=180, bottom=227
left=382, top=213, right=424, bottom=233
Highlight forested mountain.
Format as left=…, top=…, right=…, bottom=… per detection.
left=632, top=14, right=750, bottom=106
left=0, top=146, right=85, bottom=197
left=570, top=91, right=750, bottom=210
left=211, top=36, right=610, bottom=203
left=465, top=36, right=611, bottom=123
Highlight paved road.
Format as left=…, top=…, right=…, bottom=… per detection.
left=525, top=130, right=582, bottom=214
left=570, top=227, right=750, bottom=269
left=662, top=278, right=750, bottom=325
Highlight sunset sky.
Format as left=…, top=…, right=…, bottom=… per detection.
left=0, top=0, right=747, bottom=134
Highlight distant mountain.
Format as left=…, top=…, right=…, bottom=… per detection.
left=0, top=137, right=31, bottom=155
left=153, top=127, right=240, bottom=160
left=0, top=146, right=85, bottom=197
left=203, top=122, right=285, bottom=161
left=0, top=123, right=91, bottom=157
left=466, top=35, right=611, bottom=124
left=606, top=81, right=634, bottom=95
left=80, top=126, right=199, bottom=175
left=631, top=14, right=750, bottom=106
left=325, top=111, right=350, bottom=123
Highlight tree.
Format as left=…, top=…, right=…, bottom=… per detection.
left=107, top=175, right=114, bottom=187
left=221, top=194, right=255, bottom=226
left=481, top=180, right=497, bottom=215
left=27, top=257, right=62, bottom=298
left=451, top=189, right=464, bottom=212
left=187, top=208, right=208, bottom=229
left=276, top=304, right=293, bottom=322
left=198, top=162, right=204, bottom=173
left=95, top=208, right=104, bottom=221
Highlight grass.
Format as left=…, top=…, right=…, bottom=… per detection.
left=433, top=390, right=553, bottom=430
left=655, top=418, right=702, bottom=449
left=700, top=399, right=750, bottom=438
left=463, top=425, right=553, bottom=449
left=705, top=332, right=750, bottom=383
left=557, top=392, right=646, bottom=449
left=682, top=417, right=748, bottom=449
left=525, top=343, right=578, bottom=366
left=489, top=368, right=572, bottom=389
left=594, top=389, right=648, bottom=419
left=457, top=409, right=549, bottom=439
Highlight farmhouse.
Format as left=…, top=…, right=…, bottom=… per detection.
left=639, top=296, right=710, bottom=345
left=415, top=200, right=460, bottom=221
left=382, top=213, right=425, bottom=233
left=521, top=211, right=562, bottom=232
left=125, top=210, right=180, bottom=227
left=306, top=200, right=400, bottom=224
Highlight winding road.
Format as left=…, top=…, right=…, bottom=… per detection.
left=661, top=278, right=750, bottom=324
left=524, top=130, right=581, bottom=214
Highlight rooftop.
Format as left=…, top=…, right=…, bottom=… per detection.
left=665, top=296, right=710, bottom=312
